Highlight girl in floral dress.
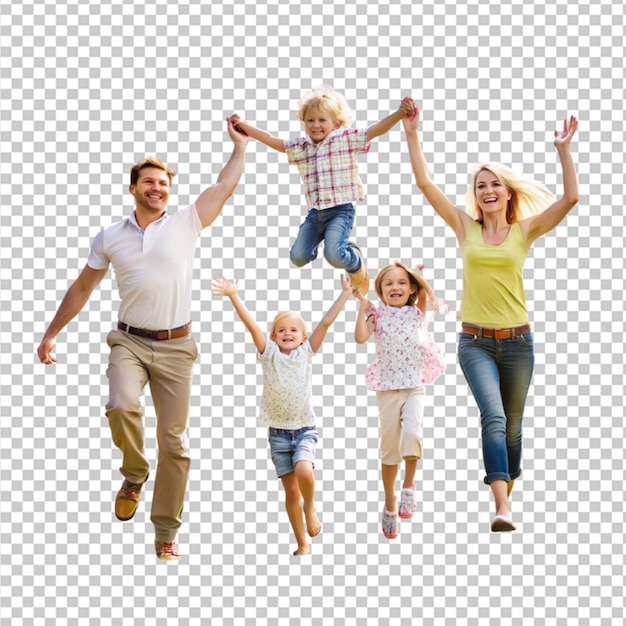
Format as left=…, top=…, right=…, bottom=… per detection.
left=354, top=261, right=447, bottom=539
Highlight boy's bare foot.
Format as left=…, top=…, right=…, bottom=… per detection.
left=304, top=508, right=322, bottom=537
left=293, top=544, right=310, bottom=556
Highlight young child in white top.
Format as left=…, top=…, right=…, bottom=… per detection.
left=212, top=274, right=353, bottom=555
left=227, top=87, right=415, bottom=294
left=354, top=261, right=447, bottom=539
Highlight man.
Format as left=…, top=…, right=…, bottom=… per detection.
left=37, top=119, right=248, bottom=560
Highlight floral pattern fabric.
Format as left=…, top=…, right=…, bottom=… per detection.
left=365, top=305, right=447, bottom=391
left=258, top=339, right=316, bottom=429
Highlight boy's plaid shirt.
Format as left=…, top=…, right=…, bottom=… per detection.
left=285, top=127, right=371, bottom=210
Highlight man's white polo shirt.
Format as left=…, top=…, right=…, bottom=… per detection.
left=87, top=205, right=202, bottom=330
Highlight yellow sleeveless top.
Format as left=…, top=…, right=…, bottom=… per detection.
left=458, top=221, right=530, bottom=327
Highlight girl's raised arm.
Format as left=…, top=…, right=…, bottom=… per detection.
left=354, top=289, right=376, bottom=344
left=211, top=276, right=267, bottom=354
left=403, top=107, right=472, bottom=242
left=308, top=275, right=354, bottom=353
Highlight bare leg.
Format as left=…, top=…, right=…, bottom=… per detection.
left=507, top=479, right=515, bottom=498
left=280, top=472, right=308, bottom=555
left=402, top=459, right=418, bottom=490
left=382, top=463, right=398, bottom=512
left=490, top=479, right=511, bottom=517
left=294, top=461, right=322, bottom=537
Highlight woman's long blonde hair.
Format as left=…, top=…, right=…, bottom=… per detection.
left=466, top=162, right=555, bottom=223
left=374, top=261, right=444, bottom=313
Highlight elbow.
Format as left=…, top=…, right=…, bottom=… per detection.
left=562, top=195, right=579, bottom=210
left=220, top=180, right=239, bottom=198
left=416, top=179, right=433, bottom=194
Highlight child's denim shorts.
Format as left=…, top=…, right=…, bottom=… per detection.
left=268, top=425, right=318, bottom=478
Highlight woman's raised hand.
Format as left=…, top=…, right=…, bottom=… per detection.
left=554, top=115, right=578, bottom=149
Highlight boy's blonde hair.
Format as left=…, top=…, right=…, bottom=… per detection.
left=130, top=156, right=177, bottom=186
left=466, top=162, right=555, bottom=223
left=374, top=261, right=443, bottom=312
left=270, top=311, right=307, bottom=336
left=298, top=85, right=355, bottom=128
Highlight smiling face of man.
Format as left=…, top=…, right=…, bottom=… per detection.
left=129, top=166, right=172, bottom=216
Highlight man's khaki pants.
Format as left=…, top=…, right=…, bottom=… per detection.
left=105, top=329, right=198, bottom=542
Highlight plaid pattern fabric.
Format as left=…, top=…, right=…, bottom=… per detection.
left=285, top=127, right=371, bottom=210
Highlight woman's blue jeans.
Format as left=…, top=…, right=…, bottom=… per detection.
left=289, top=203, right=361, bottom=272
left=457, top=330, right=535, bottom=484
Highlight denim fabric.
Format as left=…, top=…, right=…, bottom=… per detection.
left=289, top=203, right=361, bottom=272
left=457, top=331, right=534, bottom=484
left=268, top=426, right=318, bottom=478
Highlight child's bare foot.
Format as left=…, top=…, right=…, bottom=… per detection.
left=293, top=544, right=310, bottom=556
left=304, top=508, right=322, bottom=537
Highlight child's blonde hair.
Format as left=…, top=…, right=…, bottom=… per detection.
left=298, top=85, right=355, bottom=128
left=374, top=261, right=444, bottom=312
left=270, top=311, right=307, bottom=336
left=465, top=162, right=555, bottom=223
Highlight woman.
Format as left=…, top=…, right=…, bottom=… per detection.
left=403, top=107, right=578, bottom=531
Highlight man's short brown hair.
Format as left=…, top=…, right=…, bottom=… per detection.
left=130, top=157, right=177, bottom=186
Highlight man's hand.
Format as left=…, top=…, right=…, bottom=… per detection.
left=37, top=335, right=57, bottom=364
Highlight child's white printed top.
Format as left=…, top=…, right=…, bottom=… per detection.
left=285, top=128, right=370, bottom=210
left=257, top=339, right=316, bottom=428
left=365, top=305, right=446, bottom=391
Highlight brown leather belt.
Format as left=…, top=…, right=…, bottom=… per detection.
left=461, top=323, right=531, bottom=340
left=118, top=321, right=191, bottom=340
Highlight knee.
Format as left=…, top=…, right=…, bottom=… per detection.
left=157, top=428, right=188, bottom=457
left=481, top=414, right=506, bottom=439
left=283, top=481, right=301, bottom=503
left=294, top=460, right=314, bottom=483
left=505, top=428, right=523, bottom=445
left=323, top=244, right=346, bottom=268
left=289, top=247, right=310, bottom=268
left=105, top=396, right=142, bottom=422
left=290, top=253, right=309, bottom=268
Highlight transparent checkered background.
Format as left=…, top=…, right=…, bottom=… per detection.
left=1, top=0, right=624, bottom=624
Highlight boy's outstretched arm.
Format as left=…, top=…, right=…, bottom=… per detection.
left=308, top=275, right=354, bottom=353
left=366, top=97, right=416, bottom=142
left=211, top=276, right=267, bottom=354
left=227, top=114, right=286, bottom=153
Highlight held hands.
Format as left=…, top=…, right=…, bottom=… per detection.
left=399, top=97, right=417, bottom=117
left=402, top=104, right=420, bottom=131
left=226, top=116, right=249, bottom=143
left=211, top=275, right=239, bottom=298
left=554, top=115, right=578, bottom=150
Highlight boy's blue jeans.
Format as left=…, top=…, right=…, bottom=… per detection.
left=457, top=330, right=535, bottom=485
left=289, top=203, right=362, bottom=273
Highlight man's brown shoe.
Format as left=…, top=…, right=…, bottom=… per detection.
left=115, top=475, right=148, bottom=521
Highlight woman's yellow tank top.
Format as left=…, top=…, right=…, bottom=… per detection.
left=458, top=220, right=530, bottom=327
